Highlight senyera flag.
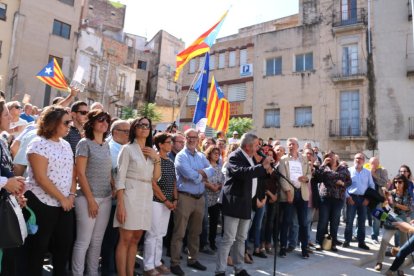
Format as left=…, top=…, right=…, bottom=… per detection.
left=174, top=11, right=228, bottom=81
left=36, top=58, right=69, bottom=91
left=206, top=76, right=230, bottom=132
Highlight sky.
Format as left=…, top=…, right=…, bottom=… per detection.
left=119, top=0, right=299, bottom=46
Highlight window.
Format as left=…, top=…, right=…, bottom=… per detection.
left=115, top=105, right=123, bottom=118
left=58, top=0, right=74, bottom=6
left=89, top=64, right=97, bottom=88
left=342, top=44, right=358, bottom=76
left=295, top=107, right=312, bottom=126
left=135, top=80, right=141, bottom=92
left=0, top=41, right=2, bottom=59
left=198, top=56, right=205, bottom=71
left=228, top=83, right=246, bottom=102
left=240, top=49, right=247, bottom=65
left=218, top=53, right=225, bottom=69
left=189, top=59, right=196, bottom=73
left=117, top=74, right=126, bottom=93
left=137, top=60, right=147, bottom=70
left=209, top=55, right=215, bottom=70
left=264, top=109, right=280, bottom=128
left=187, top=91, right=198, bottom=106
left=229, top=51, right=236, bottom=67
left=341, top=0, right=357, bottom=22
left=266, top=57, right=282, bottom=76
left=0, top=3, right=6, bottom=21
left=48, top=55, right=63, bottom=67
left=295, top=52, right=313, bottom=72
left=87, top=98, right=94, bottom=107
left=52, top=19, right=71, bottom=39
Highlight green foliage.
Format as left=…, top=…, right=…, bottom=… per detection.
left=227, top=117, right=253, bottom=137
left=120, top=107, right=136, bottom=120
left=137, top=103, right=162, bottom=122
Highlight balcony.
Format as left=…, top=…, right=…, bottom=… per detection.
left=329, top=118, right=368, bottom=139
left=331, top=59, right=367, bottom=83
left=409, top=117, right=414, bottom=139
left=332, top=8, right=367, bottom=34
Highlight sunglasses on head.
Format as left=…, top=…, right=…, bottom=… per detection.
left=76, top=111, right=88, bottom=115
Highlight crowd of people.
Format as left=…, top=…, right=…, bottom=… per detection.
left=0, top=89, right=414, bottom=276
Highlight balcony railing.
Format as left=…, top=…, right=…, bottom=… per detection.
left=331, top=59, right=367, bottom=82
left=329, top=118, right=367, bottom=138
left=332, top=8, right=367, bottom=28
left=409, top=117, right=414, bottom=139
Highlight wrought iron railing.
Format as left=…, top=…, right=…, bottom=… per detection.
left=329, top=118, right=367, bottom=137
left=332, top=8, right=367, bottom=28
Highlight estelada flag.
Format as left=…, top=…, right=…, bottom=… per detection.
left=206, top=76, right=230, bottom=132
left=174, top=11, right=228, bottom=81
left=36, top=58, right=69, bottom=91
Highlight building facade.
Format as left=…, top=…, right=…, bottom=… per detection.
left=7, top=0, right=82, bottom=106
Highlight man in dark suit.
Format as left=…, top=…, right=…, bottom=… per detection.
left=215, top=133, right=273, bottom=276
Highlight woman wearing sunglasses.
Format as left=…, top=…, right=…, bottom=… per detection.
left=71, top=110, right=113, bottom=276
left=374, top=174, right=411, bottom=273
left=24, top=106, right=76, bottom=276
left=114, top=117, right=161, bottom=276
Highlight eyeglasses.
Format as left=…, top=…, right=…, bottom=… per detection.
left=186, top=136, right=198, bottom=140
left=163, top=140, right=172, bottom=144
left=400, top=170, right=408, bottom=173
left=96, top=116, right=109, bottom=123
left=136, top=123, right=150, bottom=130
left=115, top=129, right=129, bottom=134
left=394, top=180, right=404, bottom=184
left=63, top=120, right=72, bottom=126
left=13, top=106, right=22, bottom=109
left=76, top=111, right=88, bottom=115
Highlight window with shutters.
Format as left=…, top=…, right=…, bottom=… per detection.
left=199, top=56, right=205, bottom=71
left=240, top=49, right=247, bottom=65
left=295, top=52, right=313, bottom=72
left=266, top=57, right=282, bottom=76
left=209, top=55, right=215, bottom=70
left=89, top=64, right=97, bottom=88
left=228, top=83, right=246, bottom=102
left=189, top=59, right=196, bottom=73
left=117, top=74, right=126, bottom=94
left=264, top=109, right=280, bottom=128
left=229, top=51, right=236, bottom=67
left=295, top=107, right=312, bottom=126
left=0, top=3, right=6, bottom=21
left=218, top=53, right=225, bottom=69
left=58, top=0, right=74, bottom=6
left=137, top=60, right=147, bottom=70
left=187, top=91, right=198, bottom=106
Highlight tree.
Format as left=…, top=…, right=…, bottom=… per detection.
left=137, top=103, right=162, bottom=122
left=120, top=107, right=136, bottom=120
left=227, top=117, right=253, bottom=137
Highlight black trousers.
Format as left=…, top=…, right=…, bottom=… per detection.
left=23, top=191, right=74, bottom=276
left=208, top=204, right=221, bottom=247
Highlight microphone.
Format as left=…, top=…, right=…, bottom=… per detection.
left=372, top=208, right=404, bottom=223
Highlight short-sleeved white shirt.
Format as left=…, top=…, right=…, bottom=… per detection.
left=26, top=136, right=73, bottom=206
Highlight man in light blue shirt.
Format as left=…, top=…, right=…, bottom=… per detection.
left=343, top=153, right=375, bottom=250
left=170, top=128, right=214, bottom=275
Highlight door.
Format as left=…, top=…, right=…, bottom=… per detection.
left=340, top=91, right=360, bottom=136
left=341, top=0, right=357, bottom=24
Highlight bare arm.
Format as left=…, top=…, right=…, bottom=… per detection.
left=76, top=155, right=99, bottom=218
left=56, top=87, right=79, bottom=107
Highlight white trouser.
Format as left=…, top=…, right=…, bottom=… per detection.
left=72, top=195, right=112, bottom=276
left=143, top=201, right=171, bottom=271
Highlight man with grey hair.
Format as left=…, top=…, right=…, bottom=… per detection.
left=170, top=128, right=215, bottom=275
left=215, top=133, right=273, bottom=276
left=278, top=137, right=312, bottom=259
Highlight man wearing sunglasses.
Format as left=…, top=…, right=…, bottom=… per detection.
left=64, top=101, right=88, bottom=157
left=343, top=153, right=375, bottom=250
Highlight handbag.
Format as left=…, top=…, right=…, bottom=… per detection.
left=0, top=190, right=27, bottom=248
left=322, top=234, right=332, bottom=250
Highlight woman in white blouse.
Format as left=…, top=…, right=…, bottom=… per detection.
left=115, top=117, right=161, bottom=276
left=24, top=106, right=76, bottom=276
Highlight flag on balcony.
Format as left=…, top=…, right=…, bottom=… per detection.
left=36, top=58, right=69, bottom=91
left=174, top=10, right=228, bottom=81
left=192, top=53, right=210, bottom=125
left=207, top=76, right=230, bottom=132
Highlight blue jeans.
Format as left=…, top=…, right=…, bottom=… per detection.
left=288, top=207, right=299, bottom=247
left=279, top=190, right=308, bottom=250
left=371, top=204, right=381, bottom=240
left=390, top=234, right=414, bottom=271
left=248, top=205, right=266, bottom=248
left=316, top=198, right=344, bottom=244
left=344, top=195, right=367, bottom=243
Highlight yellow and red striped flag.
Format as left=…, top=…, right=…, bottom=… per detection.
left=36, top=58, right=69, bottom=91
left=206, top=76, right=230, bottom=132
left=174, top=11, right=228, bottom=81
